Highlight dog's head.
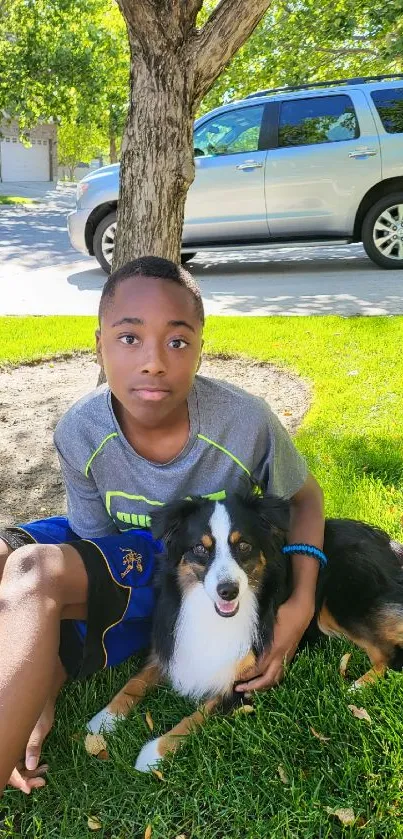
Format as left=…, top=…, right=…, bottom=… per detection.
left=151, top=492, right=289, bottom=618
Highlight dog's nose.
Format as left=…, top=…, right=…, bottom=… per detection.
left=216, top=581, right=239, bottom=601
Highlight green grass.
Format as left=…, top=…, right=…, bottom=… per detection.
left=0, top=195, right=37, bottom=205
left=1, top=314, right=403, bottom=838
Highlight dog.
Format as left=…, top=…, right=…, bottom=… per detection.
left=85, top=492, right=403, bottom=771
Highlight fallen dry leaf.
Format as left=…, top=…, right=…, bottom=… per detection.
left=310, top=726, right=330, bottom=742
left=84, top=732, right=108, bottom=756
left=348, top=704, right=372, bottom=723
left=87, top=816, right=102, bottom=831
left=325, top=807, right=356, bottom=825
left=233, top=704, right=255, bottom=715
left=151, top=769, right=164, bottom=781
left=339, top=652, right=352, bottom=678
left=277, top=765, right=289, bottom=784
left=145, top=710, right=154, bottom=732
left=144, top=826, right=152, bottom=839
left=283, top=409, right=293, bottom=416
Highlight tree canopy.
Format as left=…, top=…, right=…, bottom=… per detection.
left=0, top=0, right=401, bottom=156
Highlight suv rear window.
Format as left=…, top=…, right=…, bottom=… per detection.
left=371, top=87, right=403, bottom=134
left=278, top=94, right=359, bottom=147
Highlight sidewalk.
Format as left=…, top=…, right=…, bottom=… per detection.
left=0, top=180, right=75, bottom=207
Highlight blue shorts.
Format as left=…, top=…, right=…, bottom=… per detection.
left=0, top=517, right=163, bottom=679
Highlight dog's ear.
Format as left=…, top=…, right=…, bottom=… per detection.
left=247, top=493, right=290, bottom=534
left=150, top=497, right=205, bottom=545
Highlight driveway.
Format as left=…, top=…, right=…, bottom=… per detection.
left=0, top=182, right=402, bottom=316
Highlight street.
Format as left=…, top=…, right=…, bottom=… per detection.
left=0, top=183, right=402, bottom=316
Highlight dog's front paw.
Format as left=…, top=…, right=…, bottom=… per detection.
left=135, top=738, right=163, bottom=773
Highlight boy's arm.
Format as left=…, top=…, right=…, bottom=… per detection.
left=236, top=473, right=324, bottom=692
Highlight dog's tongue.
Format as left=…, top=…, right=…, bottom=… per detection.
left=216, top=597, right=238, bottom=615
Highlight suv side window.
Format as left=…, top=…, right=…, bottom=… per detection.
left=193, top=105, right=265, bottom=157
left=371, top=87, right=403, bottom=134
left=278, top=95, right=359, bottom=147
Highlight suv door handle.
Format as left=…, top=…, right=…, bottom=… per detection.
left=235, top=160, right=264, bottom=170
left=348, top=147, right=378, bottom=158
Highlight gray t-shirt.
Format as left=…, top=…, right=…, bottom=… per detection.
left=54, top=375, right=308, bottom=539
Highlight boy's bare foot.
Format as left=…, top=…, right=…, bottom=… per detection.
left=7, top=698, right=55, bottom=794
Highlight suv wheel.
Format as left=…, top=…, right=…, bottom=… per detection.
left=181, top=252, right=196, bottom=264
left=93, top=211, right=117, bottom=273
left=362, top=193, right=403, bottom=269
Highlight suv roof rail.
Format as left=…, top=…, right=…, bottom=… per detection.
left=245, top=74, right=403, bottom=99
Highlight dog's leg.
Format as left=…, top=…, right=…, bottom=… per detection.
left=85, top=660, right=161, bottom=754
left=318, top=603, right=389, bottom=689
left=135, top=695, right=220, bottom=772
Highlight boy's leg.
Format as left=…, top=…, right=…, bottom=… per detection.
left=0, top=540, right=88, bottom=793
left=0, top=537, right=67, bottom=785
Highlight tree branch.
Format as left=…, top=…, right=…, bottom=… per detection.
left=192, top=0, right=272, bottom=101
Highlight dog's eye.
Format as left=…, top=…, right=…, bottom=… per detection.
left=193, top=544, right=209, bottom=558
left=238, top=541, right=252, bottom=554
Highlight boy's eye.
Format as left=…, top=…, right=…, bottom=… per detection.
left=169, top=339, right=188, bottom=349
left=238, top=541, right=252, bottom=555
left=193, top=544, right=209, bottom=558
left=119, top=335, right=139, bottom=345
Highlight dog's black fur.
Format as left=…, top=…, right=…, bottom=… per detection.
left=150, top=492, right=403, bottom=683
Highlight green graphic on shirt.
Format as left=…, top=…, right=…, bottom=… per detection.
left=106, top=489, right=228, bottom=529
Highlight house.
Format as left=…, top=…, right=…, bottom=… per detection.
left=0, top=117, right=57, bottom=182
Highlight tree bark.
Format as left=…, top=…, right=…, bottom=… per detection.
left=109, top=128, right=118, bottom=164
left=112, top=0, right=272, bottom=270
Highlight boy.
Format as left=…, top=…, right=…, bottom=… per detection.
left=0, top=256, right=324, bottom=794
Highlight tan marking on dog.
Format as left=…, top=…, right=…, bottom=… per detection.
left=201, top=534, right=213, bottom=549
left=177, top=557, right=204, bottom=593
left=157, top=696, right=221, bottom=758
left=258, top=551, right=267, bottom=567
left=376, top=612, right=403, bottom=646
left=229, top=530, right=241, bottom=545
left=318, top=603, right=388, bottom=686
left=108, top=660, right=161, bottom=718
left=235, top=650, right=257, bottom=683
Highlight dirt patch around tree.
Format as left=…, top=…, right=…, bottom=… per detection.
left=0, top=354, right=311, bottom=527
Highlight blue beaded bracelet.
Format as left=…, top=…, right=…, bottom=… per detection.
left=281, top=543, right=328, bottom=568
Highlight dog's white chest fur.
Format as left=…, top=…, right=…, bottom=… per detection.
left=168, top=583, right=258, bottom=700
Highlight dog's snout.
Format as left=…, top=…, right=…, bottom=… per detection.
left=216, top=581, right=239, bottom=601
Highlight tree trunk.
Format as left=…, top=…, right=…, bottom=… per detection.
left=109, top=125, right=118, bottom=164
left=113, top=47, right=195, bottom=267
left=112, top=0, right=272, bottom=271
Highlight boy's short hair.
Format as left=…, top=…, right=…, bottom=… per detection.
left=98, top=256, right=205, bottom=325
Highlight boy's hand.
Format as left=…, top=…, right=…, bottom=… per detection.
left=8, top=761, right=48, bottom=794
left=235, top=595, right=314, bottom=692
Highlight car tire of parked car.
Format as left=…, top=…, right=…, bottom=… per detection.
left=93, top=211, right=117, bottom=273
left=362, top=193, right=403, bottom=270
left=181, top=252, right=197, bottom=264
left=93, top=211, right=197, bottom=273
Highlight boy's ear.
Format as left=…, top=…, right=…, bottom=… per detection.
left=95, top=329, right=103, bottom=368
left=196, top=339, right=204, bottom=372
left=150, top=497, right=205, bottom=545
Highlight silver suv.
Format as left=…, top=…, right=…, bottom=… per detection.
left=68, top=74, right=403, bottom=271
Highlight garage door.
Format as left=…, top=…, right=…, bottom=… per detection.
left=0, top=136, right=50, bottom=181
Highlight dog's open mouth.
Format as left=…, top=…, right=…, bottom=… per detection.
left=214, top=597, right=239, bottom=618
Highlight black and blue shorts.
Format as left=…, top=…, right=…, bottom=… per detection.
left=0, top=517, right=162, bottom=680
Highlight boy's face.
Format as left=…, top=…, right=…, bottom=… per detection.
left=96, top=276, right=203, bottom=427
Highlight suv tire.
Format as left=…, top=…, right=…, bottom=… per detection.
left=362, top=193, right=403, bottom=269
left=93, top=211, right=117, bottom=273
left=93, top=212, right=196, bottom=273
